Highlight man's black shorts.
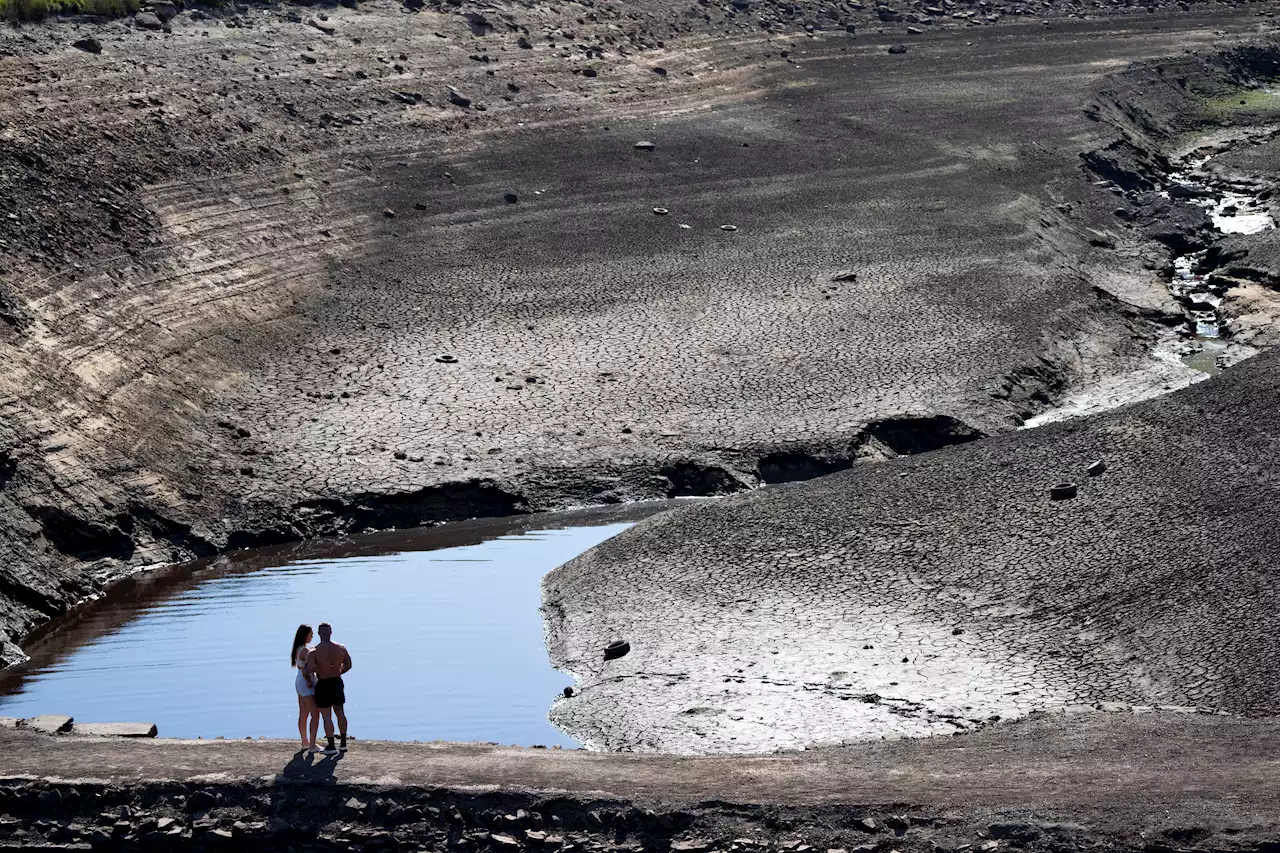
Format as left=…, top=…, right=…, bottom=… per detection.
left=315, top=676, right=346, bottom=709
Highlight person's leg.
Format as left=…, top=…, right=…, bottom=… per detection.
left=335, top=704, right=348, bottom=749
left=304, top=696, right=320, bottom=749
left=296, top=696, right=309, bottom=748
left=318, top=704, right=336, bottom=751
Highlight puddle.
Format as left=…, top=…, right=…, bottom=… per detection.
left=0, top=502, right=679, bottom=745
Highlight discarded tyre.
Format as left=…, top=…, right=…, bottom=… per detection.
left=1087, top=460, right=1107, bottom=477
left=1050, top=482, right=1078, bottom=500
left=604, top=640, right=631, bottom=661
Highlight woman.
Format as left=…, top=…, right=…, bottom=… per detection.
left=291, top=624, right=320, bottom=751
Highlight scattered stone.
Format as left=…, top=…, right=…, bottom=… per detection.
left=0, top=717, right=18, bottom=729
left=447, top=87, right=472, bottom=108
left=308, top=17, right=336, bottom=35
left=24, top=715, right=74, bottom=734
left=518, top=36, right=533, bottom=49
left=604, top=639, right=631, bottom=660
left=634, top=140, right=656, bottom=150
left=563, top=686, right=574, bottom=698
left=72, top=37, right=103, bottom=54
left=856, top=818, right=878, bottom=832
left=72, top=722, right=158, bottom=738
left=888, top=44, right=908, bottom=54
left=1050, top=482, right=1078, bottom=501
left=1087, top=460, right=1107, bottom=477
left=383, top=208, right=396, bottom=218
left=504, top=192, right=519, bottom=204
left=907, top=25, right=925, bottom=33
left=491, top=834, right=521, bottom=847
left=581, top=67, right=599, bottom=78
left=653, top=66, right=668, bottom=76
left=672, top=841, right=713, bottom=853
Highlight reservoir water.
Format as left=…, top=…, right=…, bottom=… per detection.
left=0, top=502, right=675, bottom=746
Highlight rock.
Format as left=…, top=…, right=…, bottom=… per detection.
left=832, top=271, right=858, bottom=282
left=187, top=791, right=217, bottom=813
left=72, top=37, right=103, bottom=54
left=504, top=192, right=519, bottom=204
left=134, top=11, right=163, bottom=29
left=0, top=716, right=19, bottom=729
left=634, top=140, right=656, bottom=150
left=907, top=25, right=924, bottom=33
left=1050, top=482, right=1078, bottom=501
left=465, top=11, right=493, bottom=34
left=1168, top=182, right=1211, bottom=200
left=857, top=818, right=879, bottom=832
left=447, top=87, right=472, bottom=108
left=845, top=23, right=857, bottom=32
left=153, top=2, right=179, bottom=21
left=653, top=66, right=668, bottom=76
left=490, top=834, right=520, bottom=847
left=383, top=208, right=396, bottom=218
left=24, top=715, right=74, bottom=734
left=672, top=841, right=713, bottom=853
left=73, top=722, right=158, bottom=738
left=307, top=17, right=336, bottom=35
left=604, top=639, right=631, bottom=660
left=887, top=44, right=908, bottom=54
left=1087, top=460, right=1107, bottom=477
left=581, top=67, right=598, bottom=78
left=563, top=686, right=574, bottom=698
left=876, top=6, right=903, bottom=20
left=518, top=36, right=533, bottom=48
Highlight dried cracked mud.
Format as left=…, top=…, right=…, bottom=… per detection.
left=3, top=0, right=1280, bottom=845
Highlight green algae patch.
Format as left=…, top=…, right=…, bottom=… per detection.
left=1192, top=88, right=1280, bottom=123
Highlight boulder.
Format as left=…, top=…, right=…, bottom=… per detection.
left=134, top=11, right=163, bottom=29
left=72, top=36, right=103, bottom=54
left=73, top=722, right=158, bottom=738
left=153, top=2, right=179, bottom=22
left=25, top=714, right=74, bottom=734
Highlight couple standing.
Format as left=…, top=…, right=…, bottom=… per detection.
left=291, top=622, right=352, bottom=753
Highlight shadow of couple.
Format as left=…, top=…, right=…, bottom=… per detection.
left=279, top=747, right=346, bottom=781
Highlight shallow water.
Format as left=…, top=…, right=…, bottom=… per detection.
left=0, top=503, right=676, bottom=746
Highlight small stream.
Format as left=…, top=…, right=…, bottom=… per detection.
left=1165, top=136, right=1277, bottom=374
left=0, top=502, right=679, bottom=745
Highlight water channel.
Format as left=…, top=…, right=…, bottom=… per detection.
left=0, top=502, right=679, bottom=746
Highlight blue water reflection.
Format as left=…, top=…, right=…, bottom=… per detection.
left=0, top=520, right=638, bottom=747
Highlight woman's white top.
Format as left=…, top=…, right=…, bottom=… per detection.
left=294, top=647, right=314, bottom=697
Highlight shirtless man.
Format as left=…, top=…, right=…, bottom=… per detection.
left=305, top=622, right=352, bottom=753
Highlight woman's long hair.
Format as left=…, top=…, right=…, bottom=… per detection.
left=291, top=624, right=312, bottom=667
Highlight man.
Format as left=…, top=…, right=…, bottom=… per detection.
left=305, top=622, right=353, bottom=753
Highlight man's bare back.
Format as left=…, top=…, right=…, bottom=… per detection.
left=307, top=640, right=351, bottom=680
